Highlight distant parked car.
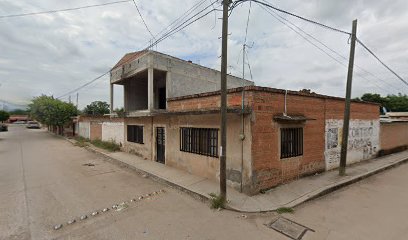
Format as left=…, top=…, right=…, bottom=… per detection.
left=26, top=121, right=40, bottom=129
left=13, top=121, right=26, bottom=124
left=0, top=124, right=8, bottom=132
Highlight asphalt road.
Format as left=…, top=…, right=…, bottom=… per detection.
left=1, top=125, right=408, bottom=240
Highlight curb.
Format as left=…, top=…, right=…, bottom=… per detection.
left=63, top=135, right=408, bottom=213
left=227, top=154, right=408, bottom=213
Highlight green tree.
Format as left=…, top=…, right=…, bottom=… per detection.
left=29, top=95, right=78, bottom=134
left=83, top=101, right=110, bottom=116
left=0, top=110, right=10, bottom=122
left=361, top=93, right=386, bottom=105
left=385, top=93, right=408, bottom=112
left=8, top=109, right=29, bottom=115
left=359, top=92, right=408, bottom=112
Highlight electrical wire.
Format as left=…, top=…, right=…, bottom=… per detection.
left=57, top=72, right=109, bottom=99
left=259, top=0, right=401, bottom=93
left=131, top=0, right=156, bottom=40
left=0, top=0, right=131, bottom=19
left=235, top=0, right=351, bottom=35
left=144, top=2, right=219, bottom=50
left=356, top=38, right=408, bottom=88
left=57, top=1, right=218, bottom=99
left=243, top=1, right=252, bottom=44
left=258, top=4, right=394, bottom=95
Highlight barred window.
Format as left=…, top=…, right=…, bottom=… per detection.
left=281, top=127, right=303, bottom=159
left=127, top=125, right=143, bottom=144
left=180, top=128, right=218, bottom=157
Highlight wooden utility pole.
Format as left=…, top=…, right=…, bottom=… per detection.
left=339, top=19, right=357, bottom=176
left=220, top=0, right=230, bottom=200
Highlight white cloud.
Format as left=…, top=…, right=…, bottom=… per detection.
left=0, top=0, right=407, bottom=109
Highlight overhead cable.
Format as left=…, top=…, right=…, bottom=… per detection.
left=57, top=1, right=218, bottom=99
left=259, top=0, right=401, bottom=93
left=356, top=38, right=408, bottom=88
left=259, top=4, right=394, bottom=95
left=235, top=0, right=351, bottom=35
left=131, top=0, right=156, bottom=40
left=0, top=0, right=131, bottom=19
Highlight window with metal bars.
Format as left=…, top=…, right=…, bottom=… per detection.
left=180, top=127, right=218, bottom=157
left=127, top=125, right=144, bottom=144
left=280, top=127, right=303, bottom=159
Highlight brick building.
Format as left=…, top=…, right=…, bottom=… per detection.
left=78, top=51, right=386, bottom=195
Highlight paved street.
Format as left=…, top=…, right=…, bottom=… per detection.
left=1, top=125, right=408, bottom=240
left=0, top=126, right=284, bottom=240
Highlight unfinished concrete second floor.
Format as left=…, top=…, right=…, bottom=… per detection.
left=110, top=50, right=254, bottom=114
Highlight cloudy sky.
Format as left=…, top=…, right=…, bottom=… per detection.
left=0, top=0, right=407, bottom=109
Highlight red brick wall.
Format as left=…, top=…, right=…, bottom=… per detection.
left=168, top=88, right=379, bottom=193
left=380, top=122, right=408, bottom=150
left=250, top=92, right=379, bottom=192
left=167, top=91, right=253, bottom=111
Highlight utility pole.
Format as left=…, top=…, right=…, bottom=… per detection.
left=339, top=19, right=357, bottom=176
left=76, top=93, right=79, bottom=109
left=69, top=95, right=71, bottom=104
left=220, top=0, right=230, bottom=200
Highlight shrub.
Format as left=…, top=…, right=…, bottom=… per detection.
left=209, top=193, right=225, bottom=209
left=91, top=139, right=120, bottom=152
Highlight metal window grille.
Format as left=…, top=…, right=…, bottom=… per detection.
left=180, top=127, right=218, bottom=157
left=280, top=127, right=303, bottom=159
left=127, top=125, right=144, bottom=144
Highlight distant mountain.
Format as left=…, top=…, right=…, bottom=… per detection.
left=0, top=100, right=28, bottom=112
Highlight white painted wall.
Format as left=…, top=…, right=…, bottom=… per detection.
left=78, top=122, right=90, bottom=139
left=102, top=122, right=124, bottom=145
left=325, top=119, right=380, bottom=170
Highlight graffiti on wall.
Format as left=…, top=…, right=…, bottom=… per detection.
left=325, top=119, right=379, bottom=170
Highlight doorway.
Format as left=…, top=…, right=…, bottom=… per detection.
left=156, top=127, right=165, bottom=164
left=158, top=87, right=166, bottom=109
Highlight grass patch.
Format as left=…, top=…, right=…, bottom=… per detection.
left=209, top=193, right=225, bottom=209
left=74, top=136, right=89, bottom=147
left=276, top=207, right=294, bottom=214
left=73, top=136, right=120, bottom=152
left=74, top=141, right=88, bottom=147
left=75, top=136, right=89, bottom=143
left=90, top=139, right=120, bottom=152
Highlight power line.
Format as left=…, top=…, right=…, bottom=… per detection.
left=258, top=4, right=395, bottom=95
left=0, top=0, right=131, bottom=19
left=144, top=1, right=219, bottom=50
left=57, top=1, right=218, bottom=99
left=243, top=1, right=252, bottom=44
left=235, top=0, right=351, bottom=35
left=356, top=38, right=408, bottom=88
left=259, top=0, right=401, bottom=93
left=150, top=0, right=207, bottom=41
left=131, top=0, right=156, bottom=40
left=57, top=72, right=109, bottom=99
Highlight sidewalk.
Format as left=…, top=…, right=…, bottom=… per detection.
left=66, top=138, right=408, bottom=212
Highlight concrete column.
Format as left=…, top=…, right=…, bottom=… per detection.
left=148, top=67, right=154, bottom=111
left=110, top=83, right=114, bottom=114
left=123, top=82, right=127, bottom=112
left=166, top=71, right=171, bottom=109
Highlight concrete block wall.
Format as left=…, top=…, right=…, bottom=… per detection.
left=102, top=120, right=125, bottom=146
left=78, top=116, right=124, bottom=145
left=78, top=122, right=90, bottom=139
left=122, top=113, right=253, bottom=194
